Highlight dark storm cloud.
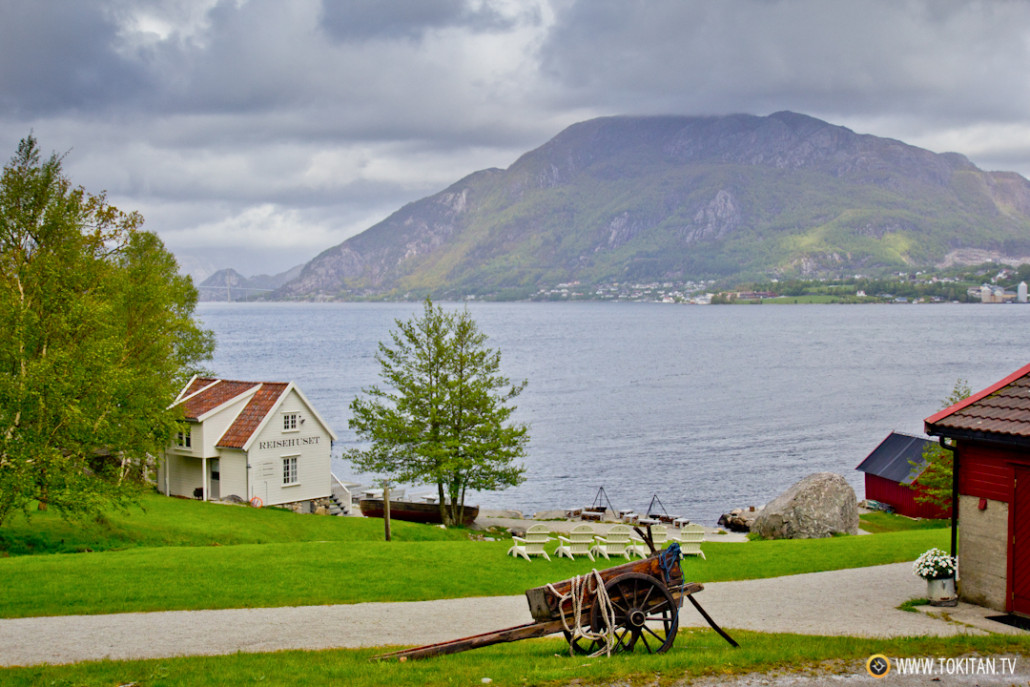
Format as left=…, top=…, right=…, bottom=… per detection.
left=1, top=0, right=1028, bottom=277
left=319, top=0, right=526, bottom=41
left=539, top=0, right=1030, bottom=126
left=0, top=1, right=145, bottom=115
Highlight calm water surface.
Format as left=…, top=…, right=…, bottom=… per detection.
left=196, top=302, right=1029, bottom=524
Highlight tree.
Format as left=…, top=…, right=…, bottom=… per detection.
left=347, top=298, right=528, bottom=525
left=0, top=135, right=214, bottom=527
left=910, top=379, right=973, bottom=511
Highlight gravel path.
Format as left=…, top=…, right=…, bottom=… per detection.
left=1, top=562, right=1021, bottom=668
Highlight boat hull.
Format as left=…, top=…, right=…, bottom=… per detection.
left=358, top=498, right=479, bottom=526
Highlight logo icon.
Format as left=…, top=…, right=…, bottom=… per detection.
left=866, top=654, right=891, bottom=678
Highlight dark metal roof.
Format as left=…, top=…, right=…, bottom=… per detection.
left=855, top=431, right=933, bottom=485
left=925, top=362, right=1030, bottom=442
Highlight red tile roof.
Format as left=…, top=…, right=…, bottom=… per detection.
left=218, top=382, right=289, bottom=449
left=179, top=378, right=260, bottom=420
left=175, top=377, right=290, bottom=449
left=925, top=362, right=1030, bottom=440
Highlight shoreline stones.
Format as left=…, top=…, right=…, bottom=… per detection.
left=718, top=506, right=761, bottom=532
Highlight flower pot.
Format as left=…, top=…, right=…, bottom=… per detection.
left=926, top=577, right=957, bottom=606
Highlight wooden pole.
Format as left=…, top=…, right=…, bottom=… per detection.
left=383, top=484, right=392, bottom=542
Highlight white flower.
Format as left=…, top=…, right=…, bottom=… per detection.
left=913, top=548, right=956, bottom=580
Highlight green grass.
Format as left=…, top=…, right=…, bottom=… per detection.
left=0, top=491, right=466, bottom=556
left=0, top=496, right=1007, bottom=686
left=897, top=597, right=930, bottom=613
left=2, top=631, right=1028, bottom=687
left=0, top=492, right=949, bottom=618
left=859, top=511, right=949, bottom=534
left=0, top=528, right=948, bottom=618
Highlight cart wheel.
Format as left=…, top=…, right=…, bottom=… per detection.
left=591, top=572, right=678, bottom=654
left=562, top=629, right=602, bottom=655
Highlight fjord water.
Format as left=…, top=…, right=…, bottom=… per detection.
left=197, top=301, right=1028, bottom=525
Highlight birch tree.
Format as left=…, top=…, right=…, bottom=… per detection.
left=0, top=135, right=213, bottom=526
left=347, top=298, right=528, bottom=525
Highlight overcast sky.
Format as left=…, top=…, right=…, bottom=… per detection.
left=3, top=0, right=1030, bottom=278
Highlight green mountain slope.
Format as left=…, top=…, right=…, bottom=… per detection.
left=279, top=112, right=1030, bottom=299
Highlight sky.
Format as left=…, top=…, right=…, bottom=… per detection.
left=3, top=0, right=1030, bottom=280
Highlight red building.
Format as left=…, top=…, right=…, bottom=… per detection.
left=924, top=362, right=1030, bottom=614
left=856, top=432, right=950, bottom=519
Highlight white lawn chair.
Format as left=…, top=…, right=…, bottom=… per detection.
left=554, top=524, right=596, bottom=561
left=629, top=524, right=669, bottom=558
left=672, top=523, right=706, bottom=560
left=590, top=524, right=634, bottom=560
left=507, top=523, right=553, bottom=561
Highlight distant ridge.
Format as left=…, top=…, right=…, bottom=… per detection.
left=277, top=112, right=1030, bottom=300
left=199, top=264, right=303, bottom=301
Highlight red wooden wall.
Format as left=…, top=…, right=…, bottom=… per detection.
left=864, top=474, right=950, bottom=519
left=957, top=444, right=1029, bottom=502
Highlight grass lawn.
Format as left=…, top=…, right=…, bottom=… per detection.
left=0, top=505, right=948, bottom=617
left=2, top=631, right=1028, bottom=687
left=859, top=511, right=949, bottom=534
left=0, top=494, right=1020, bottom=687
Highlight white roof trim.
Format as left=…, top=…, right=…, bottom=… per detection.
left=239, top=382, right=338, bottom=452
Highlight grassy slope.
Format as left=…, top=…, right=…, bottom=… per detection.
left=0, top=491, right=466, bottom=555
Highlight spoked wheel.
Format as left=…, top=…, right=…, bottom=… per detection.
left=591, top=572, right=678, bottom=654
left=562, top=628, right=602, bottom=655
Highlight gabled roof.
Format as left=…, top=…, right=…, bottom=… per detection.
left=172, top=377, right=334, bottom=450
left=177, top=377, right=262, bottom=421
left=856, top=431, right=933, bottom=485
left=218, top=382, right=290, bottom=449
left=925, top=362, right=1030, bottom=442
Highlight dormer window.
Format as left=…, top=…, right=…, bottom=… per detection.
left=283, top=413, right=299, bottom=431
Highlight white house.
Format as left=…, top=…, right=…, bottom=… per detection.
left=160, top=376, right=338, bottom=511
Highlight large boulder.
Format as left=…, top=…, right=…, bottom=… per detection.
left=752, top=472, right=859, bottom=539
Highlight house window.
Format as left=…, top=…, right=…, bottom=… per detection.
left=176, top=428, right=192, bottom=448
left=282, top=456, right=299, bottom=485
left=283, top=413, right=299, bottom=431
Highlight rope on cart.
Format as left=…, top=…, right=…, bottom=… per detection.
left=548, top=569, right=618, bottom=657
left=658, top=542, right=682, bottom=625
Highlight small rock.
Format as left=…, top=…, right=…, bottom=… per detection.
left=717, top=507, right=759, bottom=532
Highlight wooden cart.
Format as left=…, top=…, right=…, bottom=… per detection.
left=374, top=536, right=737, bottom=662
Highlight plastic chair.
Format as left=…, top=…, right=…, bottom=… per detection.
left=630, top=524, right=669, bottom=558
left=507, top=523, right=553, bottom=561
left=554, top=523, right=596, bottom=561
left=672, top=523, right=706, bottom=560
left=590, top=524, right=634, bottom=560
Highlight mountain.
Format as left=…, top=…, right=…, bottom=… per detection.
left=277, top=111, right=1030, bottom=300
left=198, top=264, right=304, bottom=301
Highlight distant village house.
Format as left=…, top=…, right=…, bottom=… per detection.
left=161, top=377, right=338, bottom=513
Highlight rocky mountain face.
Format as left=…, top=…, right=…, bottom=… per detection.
left=277, top=111, right=1030, bottom=299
